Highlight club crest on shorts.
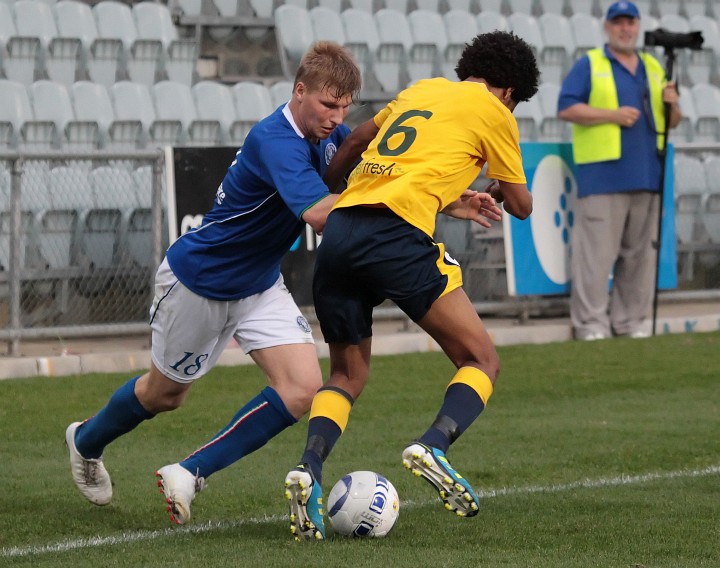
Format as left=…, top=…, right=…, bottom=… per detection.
left=296, top=315, right=311, bottom=333
left=325, top=142, right=337, bottom=165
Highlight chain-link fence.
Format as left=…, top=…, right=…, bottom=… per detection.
left=0, top=152, right=165, bottom=355
left=1, top=146, right=719, bottom=356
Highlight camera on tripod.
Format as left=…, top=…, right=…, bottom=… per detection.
left=644, top=29, right=704, bottom=51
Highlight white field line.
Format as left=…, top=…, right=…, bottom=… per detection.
left=3, top=464, right=719, bottom=559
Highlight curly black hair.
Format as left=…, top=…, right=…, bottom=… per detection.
left=455, top=31, right=540, bottom=103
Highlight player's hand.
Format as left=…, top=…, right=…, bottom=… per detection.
left=442, top=189, right=502, bottom=228
left=616, top=106, right=640, bottom=128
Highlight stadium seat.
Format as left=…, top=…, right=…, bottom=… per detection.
left=683, top=0, right=711, bottom=19
left=269, top=80, right=294, bottom=108
left=685, top=15, right=720, bottom=86
left=93, top=0, right=163, bottom=86
left=508, top=13, right=543, bottom=56
left=513, top=94, right=543, bottom=141
left=506, top=0, right=536, bottom=15
left=478, top=0, right=506, bottom=14
left=382, top=0, right=410, bottom=13
left=0, top=2, right=42, bottom=86
left=192, top=80, right=241, bottom=146
left=476, top=10, right=509, bottom=34
left=173, top=0, right=205, bottom=17
left=87, top=165, right=138, bottom=269
left=132, top=2, right=198, bottom=86
left=674, top=154, right=709, bottom=244
left=314, top=0, right=343, bottom=12
left=690, top=82, right=720, bottom=142
left=38, top=165, right=91, bottom=271
left=674, top=86, right=697, bottom=143
left=13, top=0, right=81, bottom=86
left=29, top=80, right=99, bottom=150
left=274, top=4, right=314, bottom=77
left=110, top=80, right=160, bottom=148
left=442, top=10, right=478, bottom=80
left=153, top=80, right=221, bottom=146
left=344, top=0, right=376, bottom=13
left=407, top=10, right=447, bottom=83
left=569, top=13, right=603, bottom=59
left=341, top=8, right=381, bottom=91
left=0, top=166, right=45, bottom=274
left=232, top=81, right=274, bottom=141
left=374, top=9, right=412, bottom=92
left=537, top=13, right=574, bottom=84
left=54, top=0, right=123, bottom=88
left=702, top=156, right=720, bottom=243
left=536, top=0, right=567, bottom=16
left=537, top=82, right=570, bottom=141
left=565, top=0, right=594, bottom=17
left=656, top=0, right=682, bottom=17
left=443, top=0, right=477, bottom=12
left=71, top=81, right=142, bottom=150
left=413, top=0, right=441, bottom=12
left=309, top=6, right=347, bottom=45
left=131, top=164, right=167, bottom=268
left=0, top=80, right=51, bottom=150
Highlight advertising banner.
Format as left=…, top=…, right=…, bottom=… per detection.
left=504, top=143, right=677, bottom=296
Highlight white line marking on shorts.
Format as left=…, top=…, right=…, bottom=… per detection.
left=3, top=464, right=718, bottom=558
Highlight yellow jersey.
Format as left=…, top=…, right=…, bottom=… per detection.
left=334, top=77, right=526, bottom=237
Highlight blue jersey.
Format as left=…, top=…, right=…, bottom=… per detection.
left=166, top=105, right=350, bottom=300
left=557, top=46, right=662, bottom=198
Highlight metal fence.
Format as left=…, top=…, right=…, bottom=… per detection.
left=0, top=151, right=165, bottom=355
left=1, top=146, right=719, bottom=356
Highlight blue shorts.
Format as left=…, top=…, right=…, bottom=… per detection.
left=313, top=206, right=463, bottom=344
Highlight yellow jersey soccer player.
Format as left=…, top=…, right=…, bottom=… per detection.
left=284, top=31, right=540, bottom=541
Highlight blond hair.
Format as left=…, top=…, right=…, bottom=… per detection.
left=294, top=41, right=362, bottom=101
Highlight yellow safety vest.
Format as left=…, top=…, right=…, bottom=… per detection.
left=572, top=48, right=666, bottom=165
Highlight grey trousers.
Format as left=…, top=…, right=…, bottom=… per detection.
left=570, top=192, right=660, bottom=339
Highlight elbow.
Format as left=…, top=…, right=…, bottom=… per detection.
left=514, top=206, right=532, bottom=220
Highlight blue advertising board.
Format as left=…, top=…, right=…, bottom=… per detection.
left=504, top=142, right=677, bottom=296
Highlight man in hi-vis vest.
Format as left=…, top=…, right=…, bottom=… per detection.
left=557, top=1, right=681, bottom=341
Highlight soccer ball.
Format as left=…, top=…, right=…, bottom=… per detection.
left=326, top=470, right=400, bottom=538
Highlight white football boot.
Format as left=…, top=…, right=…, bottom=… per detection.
left=65, top=422, right=113, bottom=506
left=155, top=463, right=206, bottom=525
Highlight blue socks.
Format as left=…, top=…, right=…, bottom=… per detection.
left=180, top=386, right=297, bottom=479
left=419, top=383, right=485, bottom=454
left=75, top=376, right=155, bottom=459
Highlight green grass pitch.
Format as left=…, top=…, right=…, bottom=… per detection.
left=1, top=332, right=719, bottom=567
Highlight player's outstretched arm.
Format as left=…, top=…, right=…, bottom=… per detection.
left=323, top=118, right=380, bottom=193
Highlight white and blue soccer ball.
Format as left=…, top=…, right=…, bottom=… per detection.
left=326, top=470, right=400, bottom=538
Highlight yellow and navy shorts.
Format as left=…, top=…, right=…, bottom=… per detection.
left=312, top=206, right=462, bottom=344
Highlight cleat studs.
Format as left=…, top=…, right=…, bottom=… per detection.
left=455, top=483, right=464, bottom=491
left=444, top=503, right=453, bottom=511
left=456, top=510, right=465, bottom=517
left=412, top=470, right=422, bottom=477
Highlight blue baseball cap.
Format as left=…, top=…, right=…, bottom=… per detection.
left=605, top=1, right=641, bottom=20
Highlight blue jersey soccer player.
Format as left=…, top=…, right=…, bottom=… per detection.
left=283, top=31, right=540, bottom=541
left=65, top=42, right=362, bottom=525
